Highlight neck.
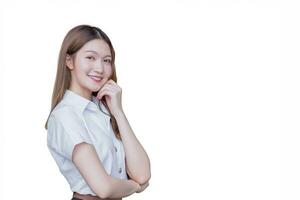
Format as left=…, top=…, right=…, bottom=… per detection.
left=69, top=84, right=92, bottom=101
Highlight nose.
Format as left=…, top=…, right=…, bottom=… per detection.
left=94, top=60, right=104, bottom=73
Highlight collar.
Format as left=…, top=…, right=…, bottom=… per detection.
left=62, top=89, right=100, bottom=114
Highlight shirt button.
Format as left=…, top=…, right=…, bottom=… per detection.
left=118, top=167, right=122, bottom=174
left=114, top=146, right=118, bottom=152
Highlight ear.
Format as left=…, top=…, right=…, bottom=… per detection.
left=65, top=54, right=74, bottom=70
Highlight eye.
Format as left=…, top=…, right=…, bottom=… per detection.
left=86, top=56, right=95, bottom=60
left=104, top=59, right=112, bottom=64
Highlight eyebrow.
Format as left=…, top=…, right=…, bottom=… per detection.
left=85, top=50, right=111, bottom=57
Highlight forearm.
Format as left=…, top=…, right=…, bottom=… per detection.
left=106, top=177, right=139, bottom=198
left=114, top=111, right=151, bottom=184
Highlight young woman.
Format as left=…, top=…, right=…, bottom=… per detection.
left=44, top=24, right=151, bottom=200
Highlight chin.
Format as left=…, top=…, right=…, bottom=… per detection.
left=89, top=87, right=99, bottom=93
left=88, top=85, right=102, bottom=92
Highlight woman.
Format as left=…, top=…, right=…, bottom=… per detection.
left=44, top=24, right=151, bottom=200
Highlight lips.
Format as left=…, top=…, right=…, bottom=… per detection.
left=88, top=75, right=102, bottom=82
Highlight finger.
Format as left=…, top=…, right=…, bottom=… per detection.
left=98, top=88, right=111, bottom=96
left=107, top=79, right=116, bottom=84
left=142, top=182, right=149, bottom=189
left=100, top=81, right=117, bottom=91
left=98, top=90, right=113, bottom=99
left=102, top=84, right=115, bottom=91
left=104, top=85, right=121, bottom=94
left=140, top=181, right=148, bottom=187
left=137, top=183, right=148, bottom=193
left=98, top=87, right=118, bottom=98
left=107, top=80, right=120, bottom=88
left=139, top=182, right=148, bottom=190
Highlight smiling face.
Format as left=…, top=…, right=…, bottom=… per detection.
left=66, top=39, right=113, bottom=100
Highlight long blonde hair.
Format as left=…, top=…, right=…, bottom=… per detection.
left=45, top=24, right=121, bottom=140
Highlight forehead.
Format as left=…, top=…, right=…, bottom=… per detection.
left=80, top=39, right=111, bottom=55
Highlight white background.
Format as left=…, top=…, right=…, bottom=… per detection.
left=0, top=0, right=299, bottom=199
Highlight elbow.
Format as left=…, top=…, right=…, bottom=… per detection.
left=98, top=193, right=110, bottom=199
left=96, top=187, right=111, bottom=199
left=135, top=163, right=151, bottom=185
left=94, top=177, right=113, bottom=199
left=135, top=171, right=151, bottom=185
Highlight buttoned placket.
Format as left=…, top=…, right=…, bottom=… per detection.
left=109, top=132, right=123, bottom=175
left=108, top=124, right=124, bottom=175
left=88, top=101, right=124, bottom=176
left=113, top=141, right=123, bottom=175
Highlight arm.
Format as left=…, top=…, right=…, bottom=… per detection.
left=114, top=111, right=151, bottom=185
left=136, top=181, right=150, bottom=193
left=72, top=142, right=141, bottom=199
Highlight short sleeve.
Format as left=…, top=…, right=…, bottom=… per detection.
left=47, top=114, right=91, bottom=160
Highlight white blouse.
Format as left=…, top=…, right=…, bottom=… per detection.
left=47, top=89, right=128, bottom=196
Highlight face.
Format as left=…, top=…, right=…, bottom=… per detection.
left=66, top=39, right=113, bottom=99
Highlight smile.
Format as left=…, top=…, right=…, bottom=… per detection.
left=88, top=75, right=102, bottom=82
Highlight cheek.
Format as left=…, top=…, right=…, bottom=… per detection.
left=72, top=66, right=90, bottom=82
left=76, top=60, right=92, bottom=74
left=105, top=66, right=113, bottom=77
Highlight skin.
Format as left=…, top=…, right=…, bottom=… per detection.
left=66, top=38, right=112, bottom=100
left=65, top=39, right=150, bottom=198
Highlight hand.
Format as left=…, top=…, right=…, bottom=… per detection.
left=136, top=181, right=149, bottom=193
left=96, top=79, right=124, bottom=117
left=128, top=179, right=141, bottom=193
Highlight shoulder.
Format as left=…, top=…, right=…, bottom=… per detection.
left=48, top=104, right=85, bottom=134
left=50, top=103, right=77, bottom=121
left=47, top=104, right=90, bottom=158
left=47, top=110, right=91, bottom=161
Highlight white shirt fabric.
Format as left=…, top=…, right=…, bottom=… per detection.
left=47, top=89, right=128, bottom=196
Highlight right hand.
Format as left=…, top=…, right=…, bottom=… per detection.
left=129, top=179, right=141, bottom=192
left=136, top=181, right=149, bottom=193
